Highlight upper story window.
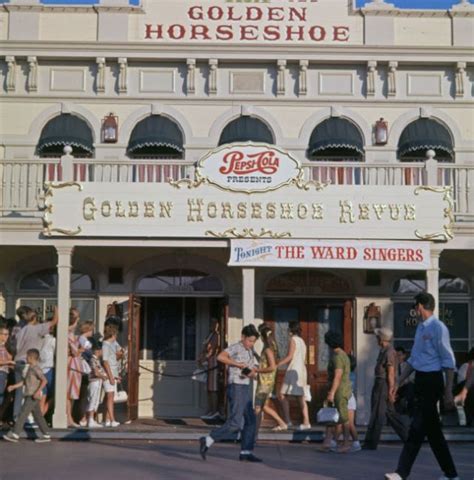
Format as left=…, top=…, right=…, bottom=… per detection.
left=127, top=115, right=184, bottom=159
left=398, top=118, right=454, bottom=162
left=218, top=116, right=274, bottom=145
left=308, top=118, right=364, bottom=161
left=19, top=269, right=96, bottom=293
left=37, top=114, right=94, bottom=158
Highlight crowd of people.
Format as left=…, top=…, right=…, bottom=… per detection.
left=0, top=305, right=126, bottom=442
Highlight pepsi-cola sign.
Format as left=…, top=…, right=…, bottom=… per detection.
left=198, top=143, right=301, bottom=193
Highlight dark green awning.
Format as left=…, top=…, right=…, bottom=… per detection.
left=219, top=117, right=274, bottom=145
left=309, top=117, right=364, bottom=156
left=37, top=114, right=94, bottom=154
left=127, top=115, right=184, bottom=153
left=398, top=119, right=453, bottom=157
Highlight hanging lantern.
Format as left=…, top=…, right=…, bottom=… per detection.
left=102, top=113, right=118, bottom=143
left=375, top=118, right=388, bottom=145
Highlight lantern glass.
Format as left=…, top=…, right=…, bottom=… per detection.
left=103, top=114, right=118, bottom=143
left=375, top=119, right=388, bottom=145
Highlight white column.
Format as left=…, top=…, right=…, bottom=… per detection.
left=242, top=268, right=255, bottom=325
left=426, top=247, right=441, bottom=315
left=53, top=245, right=74, bottom=429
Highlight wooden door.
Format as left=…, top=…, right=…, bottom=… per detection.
left=127, top=295, right=141, bottom=421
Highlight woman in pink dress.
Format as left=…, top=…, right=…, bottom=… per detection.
left=67, top=308, right=83, bottom=428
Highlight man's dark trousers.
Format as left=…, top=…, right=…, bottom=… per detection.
left=364, top=378, right=409, bottom=449
left=210, top=383, right=256, bottom=451
left=396, top=371, right=457, bottom=479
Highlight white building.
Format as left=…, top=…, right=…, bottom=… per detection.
left=0, top=0, right=473, bottom=428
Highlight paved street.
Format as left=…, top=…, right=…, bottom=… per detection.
left=0, top=440, right=472, bottom=480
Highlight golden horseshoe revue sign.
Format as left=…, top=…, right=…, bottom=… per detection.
left=43, top=143, right=454, bottom=242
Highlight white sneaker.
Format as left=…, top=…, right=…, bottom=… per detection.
left=109, top=421, right=120, bottom=428
left=88, top=420, right=103, bottom=429
left=104, top=421, right=111, bottom=427
left=297, top=424, right=311, bottom=431
left=3, top=432, right=20, bottom=443
left=350, top=441, right=362, bottom=452
left=79, top=420, right=88, bottom=427
left=200, top=412, right=220, bottom=420
left=384, top=474, right=403, bottom=480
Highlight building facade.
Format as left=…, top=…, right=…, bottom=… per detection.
left=0, top=0, right=473, bottom=428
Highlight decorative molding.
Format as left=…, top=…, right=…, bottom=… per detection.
left=455, top=61, right=466, bottom=98
left=27, top=56, right=38, bottom=93
left=299, top=60, right=308, bottom=96
left=205, top=228, right=292, bottom=239
left=414, top=186, right=454, bottom=241
left=208, top=58, right=218, bottom=96
left=277, top=59, right=287, bottom=97
left=6, top=56, right=16, bottom=93
left=367, top=60, right=377, bottom=97
left=96, top=57, right=106, bottom=94
left=168, top=171, right=206, bottom=190
left=388, top=61, right=398, bottom=97
left=186, top=58, right=196, bottom=95
left=118, top=57, right=127, bottom=94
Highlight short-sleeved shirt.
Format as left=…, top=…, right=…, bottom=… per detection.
left=39, top=334, right=56, bottom=371
left=328, top=350, right=352, bottom=397
left=0, top=344, right=10, bottom=373
left=225, top=342, right=259, bottom=385
left=375, top=345, right=398, bottom=379
left=89, top=355, right=106, bottom=382
left=15, top=322, right=51, bottom=362
left=23, top=364, right=46, bottom=397
left=102, top=340, right=121, bottom=378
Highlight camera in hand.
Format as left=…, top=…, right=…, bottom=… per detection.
left=241, top=367, right=251, bottom=376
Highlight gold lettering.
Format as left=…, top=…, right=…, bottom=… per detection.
left=339, top=200, right=355, bottom=223
left=373, top=204, right=387, bottom=220
left=221, top=202, right=234, bottom=219
left=144, top=201, right=155, bottom=218
left=404, top=204, right=416, bottom=221
left=237, top=202, right=247, bottom=219
left=101, top=201, right=111, bottom=217
left=128, top=201, right=139, bottom=218
left=187, top=198, right=204, bottom=222
left=297, top=203, right=308, bottom=219
left=207, top=202, right=217, bottom=219
left=159, top=201, right=173, bottom=218
left=389, top=204, right=401, bottom=221
left=83, top=197, right=96, bottom=221
left=251, top=203, right=262, bottom=219
left=359, top=203, right=370, bottom=220
left=115, top=201, right=126, bottom=217
left=312, top=203, right=323, bottom=220
left=280, top=203, right=294, bottom=219
left=266, top=202, right=276, bottom=219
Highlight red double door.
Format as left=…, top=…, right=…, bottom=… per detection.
left=264, top=298, right=353, bottom=419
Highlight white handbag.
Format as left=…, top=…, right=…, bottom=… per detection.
left=316, top=403, right=340, bottom=425
left=114, top=389, right=128, bottom=404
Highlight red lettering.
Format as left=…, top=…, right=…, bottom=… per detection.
left=247, top=7, right=263, bottom=21
left=406, top=249, right=415, bottom=262
left=191, top=25, right=211, bottom=40
left=275, top=246, right=285, bottom=259
left=207, top=6, right=223, bottom=21
left=216, top=25, right=233, bottom=41
left=336, top=247, right=345, bottom=259
left=268, top=7, right=285, bottom=21
left=286, top=26, right=305, bottom=41
left=347, top=247, right=357, bottom=260
left=145, top=24, right=162, bottom=40
left=227, top=7, right=243, bottom=21
left=333, top=26, right=350, bottom=42
left=415, top=249, right=423, bottom=262
left=309, top=25, right=326, bottom=42
left=289, top=7, right=306, bottom=22
left=240, top=25, right=258, bottom=41
left=363, top=248, right=372, bottom=261
left=168, top=24, right=185, bottom=40
left=188, top=6, right=203, bottom=20
left=219, top=151, right=280, bottom=175
left=263, top=25, right=280, bottom=41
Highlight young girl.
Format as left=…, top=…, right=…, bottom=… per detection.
left=102, top=323, right=122, bottom=427
left=87, top=342, right=108, bottom=428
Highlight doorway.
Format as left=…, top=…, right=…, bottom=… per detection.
left=264, top=298, right=353, bottom=416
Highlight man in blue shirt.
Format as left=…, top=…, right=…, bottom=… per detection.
left=385, top=292, right=459, bottom=480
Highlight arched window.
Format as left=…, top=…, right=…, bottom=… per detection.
left=218, top=116, right=274, bottom=145
left=127, top=115, right=184, bottom=159
left=308, top=118, right=364, bottom=161
left=137, top=269, right=223, bottom=295
left=37, top=114, right=94, bottom=158
left=18, top=268, right=96, bottom=323
left=398, top=118, right=454, bottom=162
left=392, top=272, right=470, bottom=362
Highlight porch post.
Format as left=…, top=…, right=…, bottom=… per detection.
left=426, top=247, right=441, bottom=314
left=52, top=245, right=74, bottom=429
left=242, top=268, right=255, bottom=325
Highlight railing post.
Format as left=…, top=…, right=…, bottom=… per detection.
left=60, top=145, right=74, bottom=181
left=424, top=149, right=438, bottom=185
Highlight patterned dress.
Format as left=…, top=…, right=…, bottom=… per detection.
left=67, top=332, right=83, bottom=400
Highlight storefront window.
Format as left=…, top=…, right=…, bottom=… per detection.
left=20, top=269, right=95, bottom=292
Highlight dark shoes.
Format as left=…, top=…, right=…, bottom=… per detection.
left=239, top=453, right=263, bottom=462
left=199, top=436, right=208, bottom=460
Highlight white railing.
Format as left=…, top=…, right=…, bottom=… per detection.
left=0, top=157, right=473, bottom=222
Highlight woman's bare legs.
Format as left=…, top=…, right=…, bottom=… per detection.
left=105, top=392, right=115, bottom=423
left=278, top=393, right=291, bottom=425
left=297, top=395, right=310, bottom=426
